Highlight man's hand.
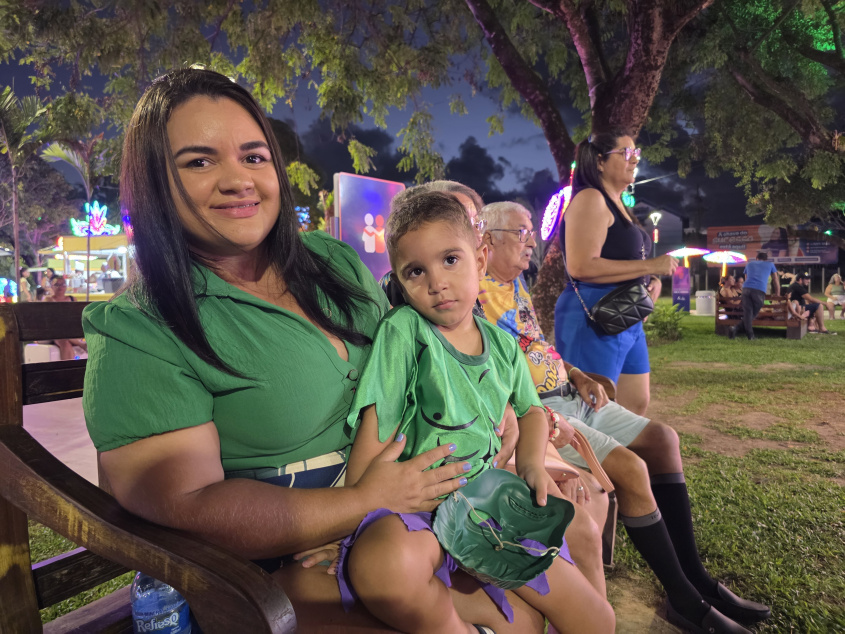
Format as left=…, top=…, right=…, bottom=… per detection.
left=569, top=369, right=610, bottom=413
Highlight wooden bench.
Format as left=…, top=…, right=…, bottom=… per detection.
left=714, top=294, right=807, bottom=339
left=0, top=302, right=296, bottom=633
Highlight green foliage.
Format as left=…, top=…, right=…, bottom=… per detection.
left=396, top=110, right=445, bottom=183
left=644, top=303, right=684, bottom=344
left=2, top=0, right=843, bottom=231
left=0, top=86, right=46, bottom=168
left=285, top=160, right=320, bottom=196
left=347, top=139, right=377, bottom=175
left=801, top=151, right=845, bottom=190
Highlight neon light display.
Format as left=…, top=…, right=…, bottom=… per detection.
left=541, top=162, right=576, bottom=241
left=70, top=201, right=121, bottom=237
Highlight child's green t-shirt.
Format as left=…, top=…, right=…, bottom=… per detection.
left=347, top=305, right=542, bottom=481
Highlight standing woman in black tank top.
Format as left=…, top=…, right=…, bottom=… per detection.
left=554, top=130, right=677, bottom=416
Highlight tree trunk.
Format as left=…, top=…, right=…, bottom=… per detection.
left=464, top=0, right=575, bottom=178
left=11, top=164, right=19, bottom=284
left=531, top=0, right=712, bottom=334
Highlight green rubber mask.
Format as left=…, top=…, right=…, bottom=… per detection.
left=432, top=469, right=575, bottom=589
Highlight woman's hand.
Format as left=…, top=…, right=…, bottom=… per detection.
left=557, top=475, right=590, bottom=505
left=493, top=403, right=519, bottom=468
left=353, top=435, right=469, bottom=514
left=649, top=254, right=678, bottom=276
left=294, top=540, right=341, bottom=574
left=548, top=410, right=579, bottom=450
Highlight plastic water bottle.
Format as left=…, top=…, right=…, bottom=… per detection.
left=130, top=571, right=192, bottom=634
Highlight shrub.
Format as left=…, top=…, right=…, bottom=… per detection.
left=645, top=303, right=684, bottom=344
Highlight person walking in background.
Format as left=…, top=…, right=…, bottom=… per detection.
left=39, top=266, right=56, bottom=299
left=729, top=252, right=780, bottom=340
left=824, top=273, right=845, bottom=320
left=18, top=266, right=33, bottom=302
left=554, top=129, right=677, bottom=416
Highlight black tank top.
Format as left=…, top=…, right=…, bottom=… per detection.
left=562, top=188, right=651, bottom=284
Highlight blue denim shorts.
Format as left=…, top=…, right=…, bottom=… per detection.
left=554, top=283, right=650, bottom=383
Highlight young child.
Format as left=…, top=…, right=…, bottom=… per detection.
left=338, top=191, right=614, bottom=634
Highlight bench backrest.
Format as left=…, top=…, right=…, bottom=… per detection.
left=0, top=302, right=297, bottom=633
left=0, top=301, right=132, bottom=630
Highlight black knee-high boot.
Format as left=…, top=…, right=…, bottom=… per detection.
left=620, top=509, right=709, bottom=622
left=651, top=473, right=771, bottom=624
left=650, top=473, right=718, bottom=594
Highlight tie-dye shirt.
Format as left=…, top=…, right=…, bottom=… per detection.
left=478, top=274, right=566, bottom=394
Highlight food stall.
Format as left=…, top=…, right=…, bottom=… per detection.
left=38, top=233, right=131, bottom=301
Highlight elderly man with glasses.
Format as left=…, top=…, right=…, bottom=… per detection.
left=478, top=200, right=769, bottom=634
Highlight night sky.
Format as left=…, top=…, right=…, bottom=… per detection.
left=1, top=57, right=766, bottom=230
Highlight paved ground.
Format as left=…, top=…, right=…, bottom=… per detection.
left=23, top=398, right=98, bottom=484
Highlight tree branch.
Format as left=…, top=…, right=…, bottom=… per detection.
left=591, top=0, right=714, bottom=133
left=208, top=0, right=238, bottom=52
left=820, top=0, right=843, bottom=59
left=788, top=39, right=845, bottom=75
left=728, top=52, right=833, bottom=151
left=464, top=0, right=576, bottom=181
left=550, top=0, right=608, bottom=109
left=749, top=0, right=801, bottom=53
left=660, top=0, right=718, bottom=38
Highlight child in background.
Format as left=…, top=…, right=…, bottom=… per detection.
left=339, top=191, right=614, bottom=634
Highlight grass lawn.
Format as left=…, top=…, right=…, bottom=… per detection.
left=607, top=304, right=845, bottom=632
left=30, top=303, right=845, bottom=630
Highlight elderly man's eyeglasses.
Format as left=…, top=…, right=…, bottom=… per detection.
left=604, top=147, right=641, bottom=161
left=473, top=219, right=488, bottom=234
left=489, top=228, right=536, bottom=243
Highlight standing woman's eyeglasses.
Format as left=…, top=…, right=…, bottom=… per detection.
left=604, top=147, right=641, bottom=161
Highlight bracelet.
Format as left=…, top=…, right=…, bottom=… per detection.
left=544, top=405, right=561, bottom=441
left=567, top=366, right=580, bottom=382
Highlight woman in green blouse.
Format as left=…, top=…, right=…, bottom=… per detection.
left=83, top=68, right=543, bottom=633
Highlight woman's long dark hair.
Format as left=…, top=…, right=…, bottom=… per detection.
left=559, top=128, right=635, bottom=252
left=120, top=68, right=375, bottom=374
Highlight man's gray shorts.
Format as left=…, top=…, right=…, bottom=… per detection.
left=542, top=394, right=650, bottom=469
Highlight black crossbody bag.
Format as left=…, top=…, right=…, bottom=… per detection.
left=562, top=246, right=654, bottom=336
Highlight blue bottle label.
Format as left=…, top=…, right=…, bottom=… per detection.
left=133, top=602, right=191, bottom=633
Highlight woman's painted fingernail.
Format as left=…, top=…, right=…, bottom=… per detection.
left=449, top=443, right=457, bottom=452
left=463, top=462, right=472, bottom=472
left=459, top=477, right=468, bottom=486
left=493, top=460, right=499, bottom=468
left=495, top=426, right=501, bottom=433
left=396, top=433, right=405, bottom=442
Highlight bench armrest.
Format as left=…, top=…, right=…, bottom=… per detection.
left=0, top=426, right=295, bottom=634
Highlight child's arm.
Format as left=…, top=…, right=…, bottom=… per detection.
left=346, top=405, right=397, bottom=486
left=514, top=405, right=565, bottom=506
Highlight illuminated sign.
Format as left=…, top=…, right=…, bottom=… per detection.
left=70, top=201, right=121, bottom=237
left=541, top=162, right=576, bottom=240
